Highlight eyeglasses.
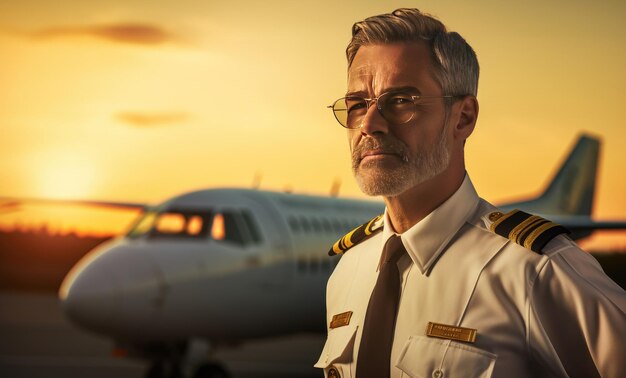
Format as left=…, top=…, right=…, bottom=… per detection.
left=327, top=91, right=456, bottom=129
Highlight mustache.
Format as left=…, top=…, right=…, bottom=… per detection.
left=352, top=136, right=409, bottom=163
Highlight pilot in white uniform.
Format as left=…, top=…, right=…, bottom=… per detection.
left=316, top=8, right=626, bottom=378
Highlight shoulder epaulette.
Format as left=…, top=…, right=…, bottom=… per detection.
left=487, top=209, right=570, bottom=254
left=328, top=214, right=384, bottom=256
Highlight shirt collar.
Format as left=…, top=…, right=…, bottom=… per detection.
left=381, top=174, right=480, bottom=274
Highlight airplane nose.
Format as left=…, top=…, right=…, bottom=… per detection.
left=60, top=243, right=165, bottom=335
left=61, top=254, right=119, bottom=330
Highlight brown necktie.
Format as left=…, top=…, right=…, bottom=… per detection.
left=356, top=235, right=406, bottom=378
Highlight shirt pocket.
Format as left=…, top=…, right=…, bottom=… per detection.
left=314, top=324, right=358, bottom=378
left=396, top=335, right=497, bottom=378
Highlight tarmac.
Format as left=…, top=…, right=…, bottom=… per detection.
left=0, top=291, right=324, bottom=378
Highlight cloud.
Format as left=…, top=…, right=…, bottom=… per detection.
left=26, top=23, right=179, bottom=46
left=116, top=112, right=189, bottom=127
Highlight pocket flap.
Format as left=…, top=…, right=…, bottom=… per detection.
left=314, top=324, right=358, bottom=368
left=396, top=335, right=496, bottom=378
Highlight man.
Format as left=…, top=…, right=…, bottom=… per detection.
left=315, top=8, right=626, bottom=378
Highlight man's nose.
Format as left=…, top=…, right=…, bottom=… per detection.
left=359, top=102, right=389, bottom=136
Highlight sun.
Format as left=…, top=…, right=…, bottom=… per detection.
left=38, top=154, right=96, bottom=199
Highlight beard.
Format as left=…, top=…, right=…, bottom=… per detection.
left=351, top=125, right=450, bottom=197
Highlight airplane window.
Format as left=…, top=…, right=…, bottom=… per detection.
left=211, top=212, right=248, bottom=246
left=332, top=219, right=342, bottom=233
left=143, top=211, right=212, bottom=239
left=241, top=211, right=262, bottom=243
left=211, top=214, right=226, bottom=240
left=288, top=217, right=300, bottom=233
left=156, top=213, right=186, bottom=234
left=126, top=211, right=157, bottom=238
left=224, top=213, right=247, bottom=245
left=322, top=218, right=332, bottom=233
left=300, top=217, right=311, bottom=233
left=311, top=218, right=322, bottom=233
left=187, top=216, right=203, bottom=236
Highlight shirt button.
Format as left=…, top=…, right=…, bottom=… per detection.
left=432, top=369, right=444, bottom=378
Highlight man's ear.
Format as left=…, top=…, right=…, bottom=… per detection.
left=453, top=96, right=479, bottom=141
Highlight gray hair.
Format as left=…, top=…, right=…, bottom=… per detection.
left=347, top=8, right=479, bottom=97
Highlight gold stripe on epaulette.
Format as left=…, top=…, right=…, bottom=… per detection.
left=332, top=240, right=343, bottom=254
left=339, top=235, right=347, bottom=250
left=328, top=214, right=384, bottom=256
left=524, top=222, right=558, bottom=249
left=364, top=216, right=379, bottom=235
left=515, top=217, right=545, bottom=243
left=509, top=215, right=542, bottom=243
left=343, top=228, right=358, bottom=249
left=332, top=226, right=358, bottom=254
left=489, top=209, right=520, bottom=232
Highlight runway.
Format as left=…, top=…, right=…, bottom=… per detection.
left=0, top=291, right=324, bottom=378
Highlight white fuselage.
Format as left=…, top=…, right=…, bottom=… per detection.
left=59, top=188, right=384, bottom=343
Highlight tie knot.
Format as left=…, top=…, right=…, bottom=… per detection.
left=381, top=235, right=406, bottom=267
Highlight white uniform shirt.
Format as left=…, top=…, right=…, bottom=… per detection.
left=315, top=175, right=626, bottom=378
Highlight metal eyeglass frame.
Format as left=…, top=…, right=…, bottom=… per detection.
left=327, top=92, right=457, bottom=129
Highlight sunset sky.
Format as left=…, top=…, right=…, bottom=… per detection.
left=0, top=0, right=625, bottom=249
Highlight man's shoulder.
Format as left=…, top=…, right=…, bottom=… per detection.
left=327, top=214, right=384, bottom=256
left=464, top=200, right=587, bottom=278
left=474, top=201, right=572, bottom=256
left=468, top=200, right=589, bottom=287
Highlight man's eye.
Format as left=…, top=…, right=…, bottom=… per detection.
left=388, top=96, right=412, bottom=105
left=347, top=101, right=366, bottom=113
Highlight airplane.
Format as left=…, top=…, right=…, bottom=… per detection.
left=2, top=133, right=625, bottom=378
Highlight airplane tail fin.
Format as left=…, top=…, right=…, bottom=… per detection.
left=506, top=134, right=600, bottom=217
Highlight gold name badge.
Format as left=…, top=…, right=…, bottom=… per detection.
left=330, top=311, right=353, bottom=329
left=426, top=322, right=477, bottom=343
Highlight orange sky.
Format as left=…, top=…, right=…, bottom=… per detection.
left=0, top=0, right=625, bottom=250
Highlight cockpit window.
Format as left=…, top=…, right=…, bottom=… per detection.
left=126, top=211, right=158, bottom=238
left=187, top=216, right=204, bottom=235
left=151, top=211, right=211, bottom=239
left=211, top=213, right=226, bottom=240
left=126, top=208, right=263, bottom=246
left=126, top=210, right=211, bottom=239
left=211, top=211, right=261, bottom=246
left=223, top=212, right=246, bottom=244
left=241, top=210, right=262, bottom=243
left=155, top=213, right=186, bottom=234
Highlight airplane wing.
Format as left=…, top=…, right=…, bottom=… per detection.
left=0, top=196, right=148, bottom=212
left=555, top=217, right=626, bottom=233
left=0, top=200, right=21, bottom=214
